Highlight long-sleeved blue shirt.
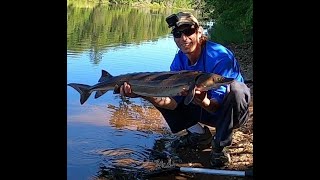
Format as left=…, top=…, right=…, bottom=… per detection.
left=170, top=41, right=244, bottom=109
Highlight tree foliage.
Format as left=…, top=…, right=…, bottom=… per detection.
left=67, top=5, right=172, bottom=56
left=67, top=0, right=253, bottom=43
left=202, top=0, right=253, bottom=36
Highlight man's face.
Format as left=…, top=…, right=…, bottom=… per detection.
left=173, top=25, right=201, bottom=54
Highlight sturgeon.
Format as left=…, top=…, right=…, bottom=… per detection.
left=67, top=70, right=234, bottom=105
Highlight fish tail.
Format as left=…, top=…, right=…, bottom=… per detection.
left=67, top=83, right=92, bottom=105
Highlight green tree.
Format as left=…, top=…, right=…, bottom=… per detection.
left=202, top=0, right=253, bottom=38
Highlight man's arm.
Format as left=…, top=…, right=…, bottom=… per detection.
left=143, top=96, right=177, bottom=110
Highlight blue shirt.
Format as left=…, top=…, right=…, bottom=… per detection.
left=170, top=41, right=244, bottom=107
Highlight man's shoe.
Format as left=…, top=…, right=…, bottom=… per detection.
left=210, top=149, right=231, bottom=167
left=171, top=126, right=212, bottom=150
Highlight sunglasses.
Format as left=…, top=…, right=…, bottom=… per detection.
left=172, top=28, right=196, bottom=38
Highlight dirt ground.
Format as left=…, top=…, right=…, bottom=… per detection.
left=226, top=42, right=254, bottom=170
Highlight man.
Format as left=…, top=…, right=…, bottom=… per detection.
left=120, top=12, right=251, bottom=167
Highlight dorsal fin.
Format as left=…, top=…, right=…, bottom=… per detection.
left=98, top=70, right=113, bottom=82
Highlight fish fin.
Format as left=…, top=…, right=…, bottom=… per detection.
left=93, top=70, right=114, bottom=98
left=113, top=84, right=120, bottom=94
left=67, top=83, right=92, bottom=105
left=184, top=83, right=196, bottom=105
left=95, top=84, right=120, bottom=98
left=94, top=90, right=107, bottom=99
left=98, top=70, right=113, bottom=82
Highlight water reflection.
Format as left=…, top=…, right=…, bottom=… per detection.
left=67, top=4, right=173, bottom=64
left=93, top=134, right=177, bottom=180
left=67, top=99, right=173, bottom=179
left=68, top=97, right=170, bottom=132
left=107, top=100, right=170, bottom=134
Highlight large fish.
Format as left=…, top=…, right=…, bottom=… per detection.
left=67, top=70, right=234, bottom=105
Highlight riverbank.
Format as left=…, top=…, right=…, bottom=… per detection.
left=226, top=42, right=253, bottom=83
left=226, top=41, right=253, bottom=170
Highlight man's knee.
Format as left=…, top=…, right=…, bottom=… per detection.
left=229, top=81, right=251, bottom=103
left=230, top=81, right=250, bottom=93
left=227, top=81, right=251, bottom=127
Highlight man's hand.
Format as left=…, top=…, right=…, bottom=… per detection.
left=193, top=89, right=210, bottom=107
left=119, top=82, right=140, bottom=98
left=192, top=86, right=220, bottom=113
left=180, top=86, right=210, bottom=106
left=179, top=88, right=189, bottom=96
left=152, top=97, right=173, bottom=106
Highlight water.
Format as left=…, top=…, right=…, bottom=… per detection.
left=67, top=4, right=252, bottom=180
left=67, top=4, right=181, bottom=180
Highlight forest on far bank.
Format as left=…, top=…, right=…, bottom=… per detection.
left=67, top=0, right=252, bottom=41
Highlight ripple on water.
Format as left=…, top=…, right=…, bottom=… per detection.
left=92, top=133, right=179, bottom=179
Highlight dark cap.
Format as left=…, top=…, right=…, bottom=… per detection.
left=176, top=12, right=199, bottom=27
left=166, top=12, right=199, bottom=29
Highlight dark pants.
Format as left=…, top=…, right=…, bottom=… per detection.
left=155, top=81, right=251, bottom=148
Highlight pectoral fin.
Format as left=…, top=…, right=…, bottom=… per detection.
left=113, top=84, right=120, bottom=94
left=184, top=83, right=196, bottom=105
left=95, top=84, right=120, bottom=98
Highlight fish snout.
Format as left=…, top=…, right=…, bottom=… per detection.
left=210, top=76, right=235, bottom=89
left=222, top=77, right=235, bottom=83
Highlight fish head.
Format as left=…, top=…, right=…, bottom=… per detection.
left=196, top=73, right=234, bottom=90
